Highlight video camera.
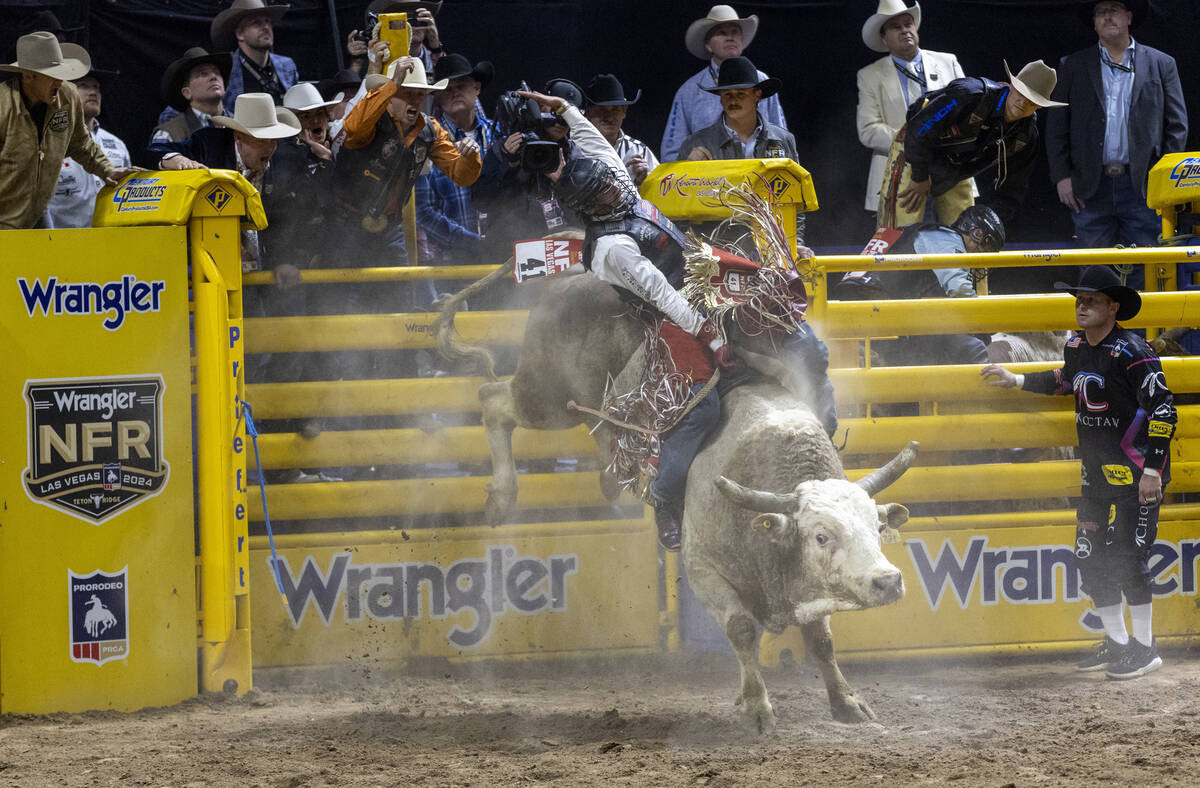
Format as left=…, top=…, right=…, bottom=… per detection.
left=493, top=82, right=565, bottom=175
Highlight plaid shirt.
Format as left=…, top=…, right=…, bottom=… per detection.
left=415, top=112, right=495, bottom=262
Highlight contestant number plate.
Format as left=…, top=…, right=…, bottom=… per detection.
left=512, top=239, right=583, bottom=283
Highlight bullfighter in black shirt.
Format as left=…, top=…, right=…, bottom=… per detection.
left=982, top=266, right=1176, bottom=680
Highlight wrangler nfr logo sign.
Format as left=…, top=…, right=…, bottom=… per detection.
left=23, top=376, right=169, bottom=523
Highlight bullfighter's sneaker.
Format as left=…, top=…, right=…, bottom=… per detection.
left=1106, top=638, right=1162, bottom=680
left=1075, top=636, right=1127, bottom=672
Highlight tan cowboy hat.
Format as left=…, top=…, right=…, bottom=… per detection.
left=283, top=82, right=343, bottom=112
left=363, top=57, right=447, bottom=92
left=211, top=92, right=300, bottom=138
left=1004, top=59, right=1068, bottom=108
left=1, top=31, right=90, bottom=80
left=861, top=0, right=922, bottom=53
left=685, top=5, right=758, bottom=60
left=211, top=0, right=289, bottom=51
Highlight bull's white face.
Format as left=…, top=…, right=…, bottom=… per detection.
left=756, top=479, right=906, bottom=624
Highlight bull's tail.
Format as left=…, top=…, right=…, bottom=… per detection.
left=433, top=259, right=512, bottom=382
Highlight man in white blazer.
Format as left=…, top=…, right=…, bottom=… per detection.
left=856, top=0, right=973, bottom=224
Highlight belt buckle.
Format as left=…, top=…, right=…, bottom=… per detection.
left=1104, top=163, right=1126, bottom=177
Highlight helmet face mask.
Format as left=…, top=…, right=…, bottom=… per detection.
left=952, top=205, right=1006, bottom=253
left=555, top=157, right=636, bottom=219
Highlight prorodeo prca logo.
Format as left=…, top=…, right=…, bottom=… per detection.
left=69, top=567, right=129, bottom=665
left=23, top=376, right=169, bottom=523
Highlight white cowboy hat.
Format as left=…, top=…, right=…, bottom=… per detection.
left=685, top=5, right=758, bottom=60
left=0, top=31, right=91, bottom=81
left=283, top=82, right=343, bottom=112
left=363, top=57, right=448, bottom=93
left=861, top=0, right=921, bottom=53
left=211, top=92, right=301, bottom=138
left=211, top=0, right=289, bottom=51
left=1004, top=59, right=1068, bottom=108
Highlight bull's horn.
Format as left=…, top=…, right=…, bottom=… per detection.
left=715, top=476, right=798, bottom=513
left=856, top=440, right=920, bottom=496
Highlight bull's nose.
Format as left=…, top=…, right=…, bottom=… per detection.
left=873, top=571, right=903, bottom=598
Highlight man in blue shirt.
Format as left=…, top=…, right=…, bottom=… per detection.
left=1045, top=0, right=1187, bottom=256
left=659, top=5, right=787, bottom=163
left=415, top=54, right=503, bottom=306
left=210, top=0, right=299, bottom=114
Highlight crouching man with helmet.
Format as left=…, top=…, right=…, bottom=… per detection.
left=837, top=204, right=1005, bottom=365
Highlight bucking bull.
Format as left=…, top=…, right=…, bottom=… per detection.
left=435, top=249, right=920, bottom=731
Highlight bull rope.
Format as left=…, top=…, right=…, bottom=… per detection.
left=567, top=367, right=720, bottom=436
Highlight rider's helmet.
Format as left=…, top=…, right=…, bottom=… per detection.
left=952, top=204, right=1006, bottom=253
left=554, top=156, right=638, bottom=221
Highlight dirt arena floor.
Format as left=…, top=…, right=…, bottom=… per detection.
left=3, top=646, right=1200, bottom=787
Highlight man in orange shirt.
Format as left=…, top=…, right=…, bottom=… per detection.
left=318, top=55, right=482, bottom=385
left=333, top=55, right=480, bottom=236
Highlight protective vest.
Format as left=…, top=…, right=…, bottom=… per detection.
left=583, top=199, right=689, bottom=287
left=332, top=113, right=436, bottom=231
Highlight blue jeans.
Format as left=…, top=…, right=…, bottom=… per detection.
left=1072, top=172, right=1161, bottom=249
left=649, top=384, right=721, bottom=510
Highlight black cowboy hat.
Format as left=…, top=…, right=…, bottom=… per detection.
left=1077, top=0, right=1148, bottom=28
left=433, top=53, right=493, bottom=88
left=545, top=77, right=585, bottom=109
left=316, top=69, right=361, bottom=102
left=584, top=73, right=641, bottom=107
left=701, top=56, right=780, bottom=99
left=161, top=47, right=233, bottom=111
left=19, top=10, right=85, bottom=38
left=1054, top=265, right=1142, bottom=321
left=75, top=63, right=121, bottom=87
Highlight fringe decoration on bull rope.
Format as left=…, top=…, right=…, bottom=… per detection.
left=681, top=181, right=809, bottom=338
left=569, top=324, right=716, bottom=503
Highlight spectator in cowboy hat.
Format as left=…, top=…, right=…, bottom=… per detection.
left=677, top=56, right=804, bottom=243
left=0, top=32, right=137, bottom=229
left=659, top=4, right=787, bottom=163
left=317, top=69, right=362, bottom=121
left=884, top=59, right=1067, bottom=229
left=46, top=62, right=132, bottom=228
left=151, top=48, right=233, bottom=145
left=211, top=0, right=299, bottom=113
left=856, top=0, right=972, bottom=222
left=678, top=56, right=795, bottom=163
left=151, top=91, right=299, bottom=174
left=415, top=53, right=498, bottom=282
left=584, top=73, right=658, bottom=186
left=282, top=82, right=342, bottom=162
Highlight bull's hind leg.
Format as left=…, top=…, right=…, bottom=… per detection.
left=800, top=615, right=876, bottom=723
left=686, top=557, right=776, bottom=734
left=479, top=381, right=519, bottom=524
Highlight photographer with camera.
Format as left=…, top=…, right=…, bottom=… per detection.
left=470, top=80, right=584, bottom=263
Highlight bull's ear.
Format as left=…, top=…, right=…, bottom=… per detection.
left=751, top=513, right=795, bottom=543
left=877, top=503, right=909, bottom=544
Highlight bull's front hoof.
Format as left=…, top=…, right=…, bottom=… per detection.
left=484, top=486, right=515, bottom=525
left=741, top=699, right=777, bottom=735
left=830, top=694, right=876, bottom=724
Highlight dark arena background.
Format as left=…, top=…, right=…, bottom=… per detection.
left=4, top=0, right=1199, bottom=247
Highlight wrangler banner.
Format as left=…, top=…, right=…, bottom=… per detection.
left=761, top=519, right=1200, bottom=664
left=0, top=226, right=196, bottom=714
left=249, top=520, right=662, bottom=666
